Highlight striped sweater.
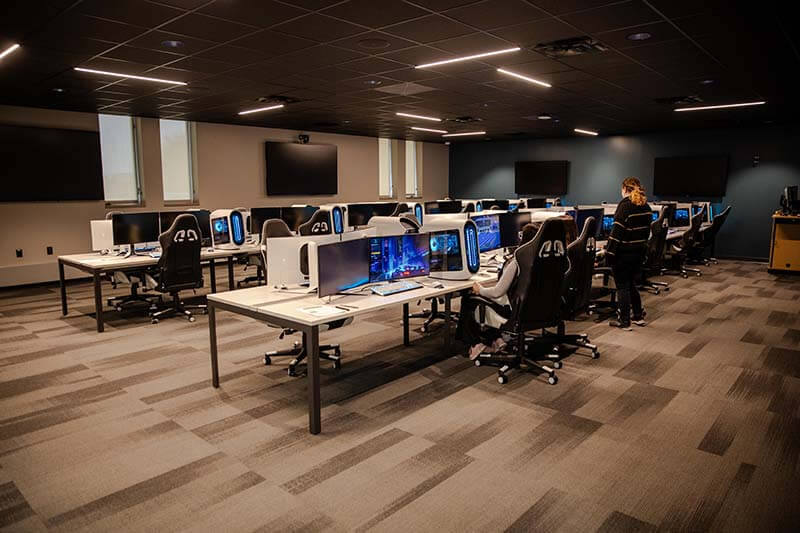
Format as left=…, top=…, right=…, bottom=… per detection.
left=606, top=197, right=652, bottom=259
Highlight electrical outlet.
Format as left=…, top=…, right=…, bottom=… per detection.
left=47, top=246, right=53, bottom=255
left=16, top=249, right=23, bottom=258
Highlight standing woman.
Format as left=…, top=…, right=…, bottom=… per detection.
left=606, top=177, right=652, bottom=329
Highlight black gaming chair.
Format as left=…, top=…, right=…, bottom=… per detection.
left=689, top=206, right=731, bottom=265
left=639, top=209, right=671, bottom=294
left=260, top=219, right=348, bottom=376
left=390, top=203, right=410, bottom=216
left=298, top=210, right=332, bottom=235
left=664, top=206, right=704, bottom=278
left=472, top=218, right=570, bottom=385
left=149, top=214, right=206, bottom=323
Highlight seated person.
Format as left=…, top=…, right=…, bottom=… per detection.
left=456, top=223, right=539, bottom=360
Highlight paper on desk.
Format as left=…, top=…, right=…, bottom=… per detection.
left=299, top=305, right=346, bottom=317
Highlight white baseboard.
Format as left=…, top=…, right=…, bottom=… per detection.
left=0, top=261, right=91, bottom=288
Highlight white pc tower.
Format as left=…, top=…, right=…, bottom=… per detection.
left=90, top=220, right=114, bottom=252
left=210, top=209, right=246, bottom=250
left=320, top=204, right=348, bottom=233
left=421, top=218, right=480, bottom=280
left=368, top=215, right=421, bottom=236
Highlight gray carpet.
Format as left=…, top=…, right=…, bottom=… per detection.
left=1, top=260, right=798, bottom=532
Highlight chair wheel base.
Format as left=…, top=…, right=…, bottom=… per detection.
left=553, top=361, right=563, bottom=369
left=263, top=355, right=272, bottom=365
left=548, top=375, right=558, bottom=385
left=497, top=375, right=508, bottom=384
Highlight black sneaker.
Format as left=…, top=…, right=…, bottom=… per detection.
left=632, top=309, right=647, bottom=327
left=609, top=319, right=632, bottom=330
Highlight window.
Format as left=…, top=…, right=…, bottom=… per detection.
left=405, top=140, right=419, bottom=197
left=378, top=138, right=393, bottom=198
left=98, top=114, right=140, bottom=204
left=159, top=119, right=195, bottom=203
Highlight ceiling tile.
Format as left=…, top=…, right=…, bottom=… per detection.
left=332, top=31, right=417, bottom=54
left=490, top=18, right=578, bottom=47
left=199, top=0, right=306, bottom=27
left=321, top=0, right=429, bottom=28
left=447, top=0, right=548, bottom=30
left=340, top=56, right=407, bottom=74
left=159, top=13, right=257, bottom=42
left=384, top=15, right=474, bottom=43
left=596, top=21, right=684, bottom=49
left=231, top=30, right=317, bottom=56
left=194, top=45, right=274, bottom=65
left=529, top=0, right=622, bottom=16
left=127, top=31, right=217, bottom=55
left=76, top=0, right=185, bottom=28
left=431, top=32, right=509, bottom=54
left=561, top=1, right=662, bottom=34
left=272, top=14, right=365, bottom=42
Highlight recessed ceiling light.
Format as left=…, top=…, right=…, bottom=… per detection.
left=627, top=32, right=652, bottom=41
left=411, top=126, right=448, bottom=133
left=444, top=141, right=451, bottom=145
left=358, top=38, right=390, bottom=49
left=574, top=128, right=598, bottom=136
left=497, top=68, right=551, bottom=88
left=674, top=101, right=766, bottom=112
left=442, top=131, right=486, bottom=137
left=0, top=43, right=20, bottom=60
left=74, top=67, right=187, bottom=85
left=396, top=112, right=441, bottom=122
left=161, top=40, right=184, bottom=48
left=238, top=104, right=284, bottom=115
left=537, top=113, right=552, bottom=120
left=416, top=47, right=520, bottom=69
left=364, top=79, right=382, bottom=86
left=699, top=79, right=715, bottom=85
left=52, top=87, right=65, bottom=93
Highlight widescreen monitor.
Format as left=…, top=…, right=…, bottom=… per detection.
left=250, top=207, right=282, bottom=234
left=672, top=208, right=690, bottom=227
left=471, top=214, right=501, bottom=252
left=600, top=214, right=615, bottom=238
left=499, top=212, right=531, bottom=248
left=514, top=160, right=569, bottom=195
left=112, top=213, right=160, bottom=246
left=368, top=234, right=430, bottom=282
left=281, top=206, right=319, bottom=231
left=575, top=208, right=604, bottom=238
left=265, top=142, right=337, bottom=195
left=425, top=200, right=462, bottom=214
left=429, top=230, right=463, bottom=272
left=317, top=238, right=370, bottom=298
left=653, top=155, right=728, bottom=197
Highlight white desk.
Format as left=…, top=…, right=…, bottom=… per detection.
left=206, top=274, right=490, bottom=435
left=58, top=244, right=261, bottom=332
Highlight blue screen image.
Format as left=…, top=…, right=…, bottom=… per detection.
left=472, top=215, right=501, bottom=252
left=212, top=217, right=230, bottom=244
left=652, top=211, right=659, bottom=221
left=508, top=203, right=518, bottom=212
left=675, top=208, right=689, bottom=223
left=429, top=230, right=462, bottom=272
left=602, top=215, right=614, bottom=234
left=369, top=234, right=430, bottom=282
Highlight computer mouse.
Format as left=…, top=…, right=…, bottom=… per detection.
left=432, top=281, right=444, bottom=289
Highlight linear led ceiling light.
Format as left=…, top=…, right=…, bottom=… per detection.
left=416, top=47, right=520, bottom=69
left=238, top=104, right=284, bottom=115
left=674, top=101, right=765, bottom=112
left=396, top=112, right=441, bottom=122
left=497, top=68, right=551, bottom=88
left=74, top=67, right=187, bottom=85
left=442, top=131, right=486, bottom=137
left=574, top=128, right=598, bottom=136
left=0, top=43, right=21, bottom=60
left=411, top=126, right=448, bottom=133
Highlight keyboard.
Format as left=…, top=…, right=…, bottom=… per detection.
left=371, top=280, right=423, bottom=296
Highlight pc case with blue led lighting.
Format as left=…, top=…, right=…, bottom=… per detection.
left=210, top=209, right=246, bottom=250
left=319, top=204, right=348, bottom=233
left=421, top=218, right=480, bottom=280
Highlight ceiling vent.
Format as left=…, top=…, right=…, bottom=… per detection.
left=374, top=82, right=436, bottom=95
left=451, top=115, right=483, bottom=123
left=654, top=95, right=704, bottom=106
left=534, top=36, right=607, bottom=58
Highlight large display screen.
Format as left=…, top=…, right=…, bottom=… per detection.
left=471, top=214, right=501, bottom=252
left=265, top=142, right=337, bottom=195
left=369, top=234, right=430, bottom=282
left=514, top=160, right=569, bottom=195
left=0, top=124, right=103, bottom=201
left=653, top=155, right=728, bottom=197
left=429, top=230, right=463, bottom=272
left=317, top=238, right=370, bottom=298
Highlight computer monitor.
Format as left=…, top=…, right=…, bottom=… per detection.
left=508, top=203, right=519, bottom=212
left=600, top=214, right=615, bottom=239
left=159, top=210, right=211, bottom=246
left=281, top=206, right=318, bottom=231
left=211, top=216, right=230, bottom=245
left=499, top=212, right=531, bottom=248
left=672, top=208, right=690, bottom=227
left=369, top=234, right=430, bottom=283
left=526, top=198, right=546, bottom=208
left=250, top=207, right=282, bottom=234
left=575, top=208, right=604, bottom=238
left=317, top=238, right=370, bottom=298
left=429, top=230, right=463, bottom=272
left=471, top=214, right=501, bottom=252
left=112, top=212, right=160, bottom=246
left=425, top=200, right=462, bottom=214
left=483, top=199, right=509, bottom=210
left=651, top=211, right=659, bottom=222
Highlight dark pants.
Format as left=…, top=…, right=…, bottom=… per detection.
left=456, top=294, right=510, bottom=347
left=612, top=257, right=643, bottom=323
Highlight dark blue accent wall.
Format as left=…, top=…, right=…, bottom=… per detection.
left=449, top=125, right=800, bottom=260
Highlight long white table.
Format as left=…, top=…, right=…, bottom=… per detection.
left=58, top=244, right=261, bottom=332
left=206, top=274, right=494, bottom=435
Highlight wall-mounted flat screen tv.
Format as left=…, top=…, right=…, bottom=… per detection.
left=653, top=155, right=728, bottom=197
left=265, top=142, right=337, bottom=195
left=514, top=160, right=569, bottom=195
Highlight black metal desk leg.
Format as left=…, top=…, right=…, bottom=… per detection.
left=59, top=260, right=68, bottom=315
left=444, top=293, right=452, bottom=352
left=209, top=259, right=217, bottom=293
left=227, top=256, right=235, bottom=290
left=403, top=303, right=410, bottom=346
left=93, top=271, right=104, bottom=333
left=306, top=327, right=321, bottom=435
left=209, top=305, right=219, bottom=387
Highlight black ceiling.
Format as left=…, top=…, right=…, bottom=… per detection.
left=1, top=0, right=798, bottom=141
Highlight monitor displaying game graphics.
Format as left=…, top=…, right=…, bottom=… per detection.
left=369, top=234, right=430, bottom=282
left=211, top=216, right=230, bottom=245
left=672, top=208, right=690, bottom=227
left=317, top=238, right=370, bottom=298
left=652, top=211, right=659, bottom=221
left=429, top=230, right=463, bottom=272
left=600, top=214, right=615, bottom=239
left=471, top=214, right=501, bottom=252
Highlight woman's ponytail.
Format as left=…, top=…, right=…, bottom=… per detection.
left=622, top=177, right=647, bottom=206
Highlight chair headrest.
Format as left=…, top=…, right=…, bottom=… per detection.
left=390, top=203, right=410, bottom=217
left=298, top=209, right=332, bottom=235
left=160, top=214, right=202, bottom=249
left=399, top=214, right=421, bottom=232
left=264, top=219, right=294, bottom=237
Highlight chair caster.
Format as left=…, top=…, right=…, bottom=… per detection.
left=592, top=349, right=600, bottom=359
left=115, top=305, right=123, bottom=312
left=288, top=367, right=298, bottom=377
left=333, top=360, right=341, bottom=370
left=421, top=325, right=428, bottom=333
left=547, top=375, right=558, bottom=385
left=553, top=361, right=562, bottom=369
left=696, top=272, right=702, bottom=277
left=497, top=374, right=508, bottom=385
left=263, top=355, right=272, bottom=366
left=682, top=273, right=688, bottom=279
left=151, top=318, right=158, bottom=324
left=188, top=316, right=195, bottom=322
left=474, top=359, right=481, bottom=367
